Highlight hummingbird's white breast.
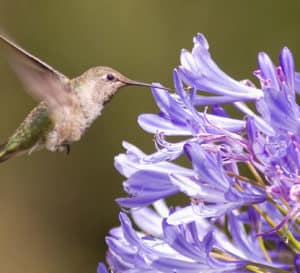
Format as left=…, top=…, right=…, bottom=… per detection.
left=44, top=79, right=105, bottom=152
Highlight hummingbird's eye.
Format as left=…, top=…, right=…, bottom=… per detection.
left=106, top=73, right=116, bottom=81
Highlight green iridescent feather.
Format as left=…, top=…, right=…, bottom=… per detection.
left=0, top=102, right=53, bottom=161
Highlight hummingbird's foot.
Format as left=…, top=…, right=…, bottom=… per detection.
left=63, top=143, right=71, bottom=155
left=56, top=143, right=71, bottom=155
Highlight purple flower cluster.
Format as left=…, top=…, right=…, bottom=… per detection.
left=99, top=34, right=300, bottom=272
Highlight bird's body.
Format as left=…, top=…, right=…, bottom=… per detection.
left=0, top=34, right=153, bottom=162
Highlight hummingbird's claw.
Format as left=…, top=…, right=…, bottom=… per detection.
left=55, top=143, right=71, bottom=155
left=64, top=144, right=71, bottom=155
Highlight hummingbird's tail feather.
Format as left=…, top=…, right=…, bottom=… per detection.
left=0, top=142, right=25, bottom=163
left=0, top=143, right=11, bottom=162
left=0, top=152, right=12, bottom=162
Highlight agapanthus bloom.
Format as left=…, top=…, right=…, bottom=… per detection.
left=99, top=33, right=300, bottom=272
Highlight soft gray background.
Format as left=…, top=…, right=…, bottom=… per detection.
left=0, top=1, right=299, bottom=272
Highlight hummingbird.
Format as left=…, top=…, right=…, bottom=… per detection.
left=0, top=34, right=156, bottom=162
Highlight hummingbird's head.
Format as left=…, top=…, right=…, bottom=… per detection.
left=94, top=66, right=132, bottom=89
left=81, top=66, right=153, bottom=104
left=92, top=66, right=154, bottom=88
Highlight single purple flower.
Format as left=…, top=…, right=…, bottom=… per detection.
left=178, top=33, right=263, bottom=101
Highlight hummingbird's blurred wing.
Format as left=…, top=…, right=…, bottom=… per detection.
left=0, top=34, right=78, bottom=115
left=0, top=34, right=66, bottom=80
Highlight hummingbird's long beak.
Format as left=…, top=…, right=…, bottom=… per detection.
left=121, top=79, right=170, bottom=91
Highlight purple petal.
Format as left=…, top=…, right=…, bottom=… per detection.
left=138, top=114, right=192, bottom=135
left=193, top=94, right=246, bottom=105
left=294, top=254, right=300, bottom=273
left=294, top=72, right=300, bottom=94
left=162, top=220, right=207, bottom=261
left=184, top=143, right=230, bottom=189
left=234, top=102, right=275, bottom=135
left=228, top=212, right=261, bottom=259
left=119, top=213, right=146, bottom=249
left=114, top=142, right=194, bottom=178
left=167, top=204, right=236, bottom=225
left=116, top=189, right=177, bottom=208
left=199, top=113, right=245, bottom=132
left=123, top=171, right=178, bottom=195
left=97, top=263, right=109, bottom=273
left=170, top=173, right=226, bottom=202
left=105, top=237, right=137, bottom=268
left=131, top=207, right=163, bottom=237
left=151, top=257, right=211, bottom=273
left=151, top=86, right=193, bottom=126
left=257, top=52, right=280, bottom=90
left=279, top=46, right=295, bottom=93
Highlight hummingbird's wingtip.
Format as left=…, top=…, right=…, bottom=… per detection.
left=0, top=30, right=20, bottom=50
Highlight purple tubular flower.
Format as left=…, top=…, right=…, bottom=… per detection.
left=179, top=33, right=263, bottom=101
left=101, top=33, right=300, bottom=272
left=255, top=48, right=300, bottom=134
